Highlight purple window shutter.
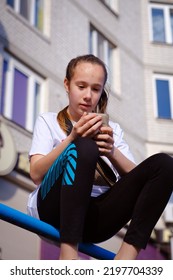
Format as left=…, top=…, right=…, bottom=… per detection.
left=12, top=68, right=28, bottom=127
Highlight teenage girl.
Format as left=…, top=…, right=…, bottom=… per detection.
left=28, top=54, right=173, bottom=260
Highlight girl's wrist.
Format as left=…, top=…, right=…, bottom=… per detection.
left=67, top=132, right=76, bottom=143
left=107, top=146, right=116, bottom=160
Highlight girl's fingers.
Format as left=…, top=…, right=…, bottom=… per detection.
left=74, top=113, right=103, bottom=137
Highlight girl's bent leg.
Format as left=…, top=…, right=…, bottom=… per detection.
left=37, top=137, right=99, bottom=248
left=60, top=138, right=99, bottom=244
left=124, top=153, right=173, bottom=250
left=83, top=153, right=173, bottom=257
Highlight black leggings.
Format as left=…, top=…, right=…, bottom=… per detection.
left=37, top=137, right=173, bottom=249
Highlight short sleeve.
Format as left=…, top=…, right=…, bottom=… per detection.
left=29, top=114, right=54, bottom=158
left=111, top=121, right=135, bottom=163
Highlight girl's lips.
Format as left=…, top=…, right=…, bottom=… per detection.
left=79, top=104, right=91, bottom=110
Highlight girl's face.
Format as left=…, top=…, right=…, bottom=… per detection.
left=64, top=62, right=105, bottom=121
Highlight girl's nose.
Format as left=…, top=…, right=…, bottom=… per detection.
left=84, top=88, right=92, bottom=99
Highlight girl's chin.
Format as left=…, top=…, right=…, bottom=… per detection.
left=78, top=108, right=89, bottom=115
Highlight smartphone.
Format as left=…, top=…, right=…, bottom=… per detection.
left=96, top=113, right=109, bottom=126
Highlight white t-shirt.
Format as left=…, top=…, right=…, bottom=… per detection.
left=27, top=112, right=135, bottom=218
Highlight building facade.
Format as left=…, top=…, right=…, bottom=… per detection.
left=0, top=0, right=173, bottom=259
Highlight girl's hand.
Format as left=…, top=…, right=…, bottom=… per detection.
left=93, top=126, right=114, bottom=157
left=70, top=112, right=103, bottom=139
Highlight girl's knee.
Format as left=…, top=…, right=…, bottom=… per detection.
left=153, top=153, right=173, bottom=167
left=149, top=153, right=173, bottom=180
left=149, top=153, right=172, bottom=165
left=74, top=137, right=99, bottom=161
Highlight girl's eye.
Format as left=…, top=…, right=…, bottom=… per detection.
left=78, top=85, right=84, bottom=89
left=93, top=88, right=100, bottom=92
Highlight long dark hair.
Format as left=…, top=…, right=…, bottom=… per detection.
left=57, top=54, right=109, bottom=134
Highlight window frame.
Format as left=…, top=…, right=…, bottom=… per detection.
left=7, top=0, right=45, bottom=33
left=153, top=73, right=173, bottom=120
left=90, top=26, right=120, bottom=95
left=149, top=3, right=173, bottom=44
left=1, top=52, right=45, bottom=131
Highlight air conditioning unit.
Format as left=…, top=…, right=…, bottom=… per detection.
left=163, top=203, right=173, bottom=224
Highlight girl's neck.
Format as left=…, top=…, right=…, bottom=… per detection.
left=66, top=106, right=79, bottom=122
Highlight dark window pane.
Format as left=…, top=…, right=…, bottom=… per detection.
left=97, top=33, right=104, bottom=59
left=156, top=79, right=171, bottom=119
left=20, top=0, right=30, bottom=20
left=152, top=8, right=165, bottom=42
left=7, top=0, right=14, bottom=8
left=33, top=82, right=40, bottom=125
left=170, top=9, right=173, bottom=42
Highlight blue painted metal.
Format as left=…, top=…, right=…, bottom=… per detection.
left=0, top=203, right=115, bottom=260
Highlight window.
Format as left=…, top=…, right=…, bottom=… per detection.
left=149, top=3, right=173, bottom=44
left=153, top=74, right=173, bottom=119
left=7, top=0, right=44, bottom=32
left=0, top=53, right=45, bottom=131
left=90, top=26, right=120, bottom=94
left=100, top=0, right=118, bottom=14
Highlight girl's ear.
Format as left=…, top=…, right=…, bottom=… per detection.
left=64, top=78, right=69, bottom=93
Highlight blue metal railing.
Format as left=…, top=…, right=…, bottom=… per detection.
left=0, top=203, right=115, bottom=260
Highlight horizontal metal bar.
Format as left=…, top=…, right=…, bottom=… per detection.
left=0, top=203, right=115, bottom=260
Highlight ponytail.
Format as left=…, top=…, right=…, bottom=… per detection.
left=57, top=106, right=69, bottom=135
left=97, top=88, right=108, bottom=113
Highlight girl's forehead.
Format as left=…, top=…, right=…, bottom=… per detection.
left=75, top=62, right=102, bottom=70
left=73, top=62, right=105, bottom=78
